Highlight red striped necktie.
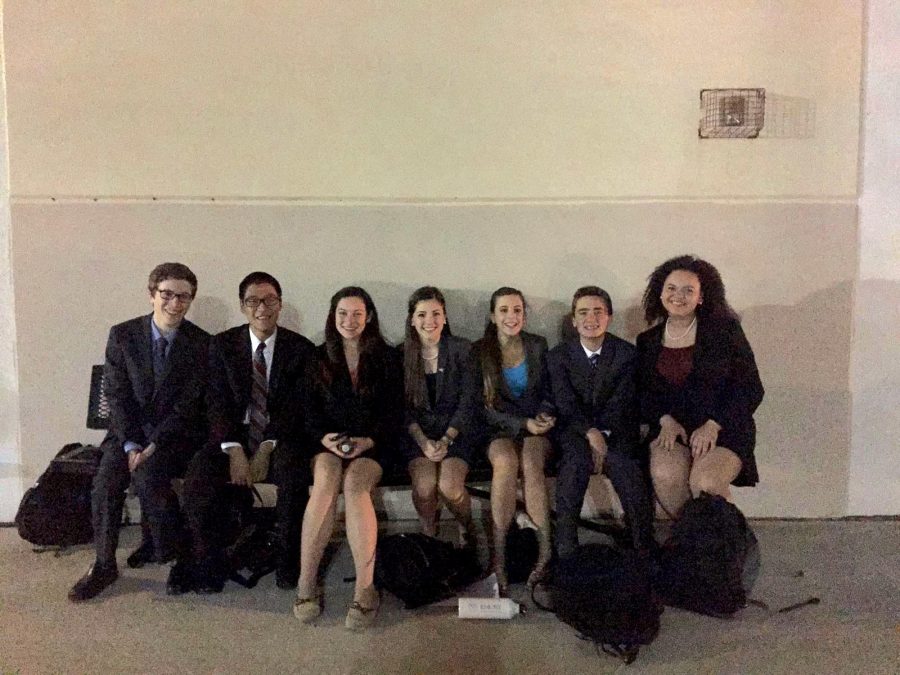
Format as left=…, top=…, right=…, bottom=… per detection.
left=248, top=342, right=268, bottom=452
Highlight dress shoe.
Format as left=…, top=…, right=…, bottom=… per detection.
left=344, top=586, right=380, bottom=631
left=126, top=541, right=156, bottom=569
left=68, top=564, right=119, bottom=602
left=165, top=561, right=194, bottom=596
left=292, top=587, right=324, bottom=624
left=194, top=568, right=225, bottom=594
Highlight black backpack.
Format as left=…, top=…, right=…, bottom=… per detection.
left=374, top=532, right=482, bottom=609
left=656, top=492, right=760, bottom=617
left=538, top=543, right=662, bottom=664
left=15, top=443, right=102, bottom=547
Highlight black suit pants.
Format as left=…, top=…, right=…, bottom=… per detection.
left=554, top=428, right=653, bottom=557
left=91, top=438, right=190, bottom=567
left=182, top=443, right=310, bottom=576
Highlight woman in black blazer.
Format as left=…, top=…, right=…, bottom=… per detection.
left=636, top=256, right=764, bottom=518
left=293, top=287, right=402, bottom=631
left=473, top=287, right=556, bottom=590
left=401, top=286, right=479, bottom=548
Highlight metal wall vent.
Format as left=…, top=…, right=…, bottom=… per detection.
left=700, top=88, right=765, bottom=138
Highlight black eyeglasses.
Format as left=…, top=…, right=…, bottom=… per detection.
left=157, top=290, right=194, bottom=303
left=243, top=296, right=281, bottom=308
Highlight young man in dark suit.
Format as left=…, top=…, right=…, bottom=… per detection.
left=182, top=272, right=314, bottom=592
left=547, top=286, right=654, bottom=558
left=69, top=262, right=210, bottom=602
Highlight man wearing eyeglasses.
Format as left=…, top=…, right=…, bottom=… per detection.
left=69, top=263, right=210, bottom=602
left=182, top=271, right=315, bottom=593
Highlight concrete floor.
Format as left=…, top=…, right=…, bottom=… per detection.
left=1, top=519, right=897, bottom=674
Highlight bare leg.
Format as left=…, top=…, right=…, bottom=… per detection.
left=689, top=446, right=742, bottom=500
left=649, top=440, right=693, bottom=519
left=437, top=457, right=473, bottom=546
left=408, top=457, right=440, bottom=536
left=520, top=435, right=552, bottom=584
left=488, top=439, right=518, bottom=587
left=520, top=436, right=551, bottom=529
left=342, top=457, right=383, bottom=604
left=297, top=453, right=342, bottom=600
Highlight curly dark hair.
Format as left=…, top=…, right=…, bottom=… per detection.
left=642, top=255, right=736, bottom=324
left=321, top=286, right=389, bottom=392
left=403, top=286, right=452, bottom=409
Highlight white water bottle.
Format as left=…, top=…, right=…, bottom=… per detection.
left=458, top=597, right=521, bottom=619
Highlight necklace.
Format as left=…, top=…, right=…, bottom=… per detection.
left=422, top=353, right=439, bottom=361
left=665, top=316, right=697, bottom=341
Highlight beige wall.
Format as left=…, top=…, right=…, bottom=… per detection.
left=11, top=200, right=858, bottom=518
left=3, top=0, right=894, bottom=521
left=5, top=1, right=860, bottom=199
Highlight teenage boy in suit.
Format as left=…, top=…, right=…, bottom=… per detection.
left=182, top=272, right=315, bottom=592
left=69, top=262, right=209, bottom=602
left=547, top=286, right=654, bottom=558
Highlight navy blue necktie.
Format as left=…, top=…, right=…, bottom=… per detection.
left=153, top=336, right=168, bottom=386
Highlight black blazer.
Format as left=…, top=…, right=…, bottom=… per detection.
left=405, top=334, right=478, bottom=438
left=547, top=332, right=638, bottom=453
left=473, top=331, right=555, bottom=438
left=635, top=315, right=764, bottom=484
left=206, top=325, right=315, bottom=451
left=103, top=314, right=210, bottom=451
left=305, top=343, right=403, bottom=456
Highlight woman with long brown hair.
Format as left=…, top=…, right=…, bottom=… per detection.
left=293, top=287, right=402, bottom=631
left=474, top=287, right=555, bottom=590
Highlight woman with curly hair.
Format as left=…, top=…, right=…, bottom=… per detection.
left=636, top=255, right=764, bottom=517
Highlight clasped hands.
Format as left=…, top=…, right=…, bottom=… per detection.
left=655, top=415, right=721, bottom=458
left=127, top=442, right=156, bottom=473
left=321, top=432, right=373, bottom=460
left=228, top=440, right=276, bottom=486
left=525, top=412, right=556, bottom=436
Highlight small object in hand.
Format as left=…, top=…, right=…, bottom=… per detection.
left=339, top=441, right=354, bottom=455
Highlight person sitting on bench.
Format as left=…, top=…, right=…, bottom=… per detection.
left=399, top=286, right=479, bottom=549
left=293, top=287, right=402, bottom=631
left=547, top=286, right=654, bottom=558
left=636, top=255, right=764, bottom=518
left=182, top=271, right=315, bottom=593
left=69, top=262, right=209, bottom=602
left=473, top=286, right=556, bottom=591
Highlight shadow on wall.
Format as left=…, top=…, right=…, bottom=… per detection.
left=738, top=281, right=854, bottom=517
left=848, top=278, right=900, bottom=513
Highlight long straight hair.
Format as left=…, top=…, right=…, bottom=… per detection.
left=478, top=286, right=526, bottom=409
left=321, top=286, right=388, bottom=394
left=403, top=286, right=450, bottom=409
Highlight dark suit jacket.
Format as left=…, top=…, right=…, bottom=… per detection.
left=305, top=343, right=403, bottom=457
left=635, top=314, right=764, bottom=485
left=103, top=314, right=210, bottom=451
left=206, top=325, right=315, bottom=452
left=547, top=332, right=638, bottom=454
left=405, top=334, right=478, bottom=438
left=473, top=331, right=555, bottom=438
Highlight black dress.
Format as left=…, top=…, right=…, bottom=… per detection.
left=305, top=343, right=403, bottom=469
left=400, top=334, right=480, bottom=465
left=635, top=315, right=764, bottom=486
